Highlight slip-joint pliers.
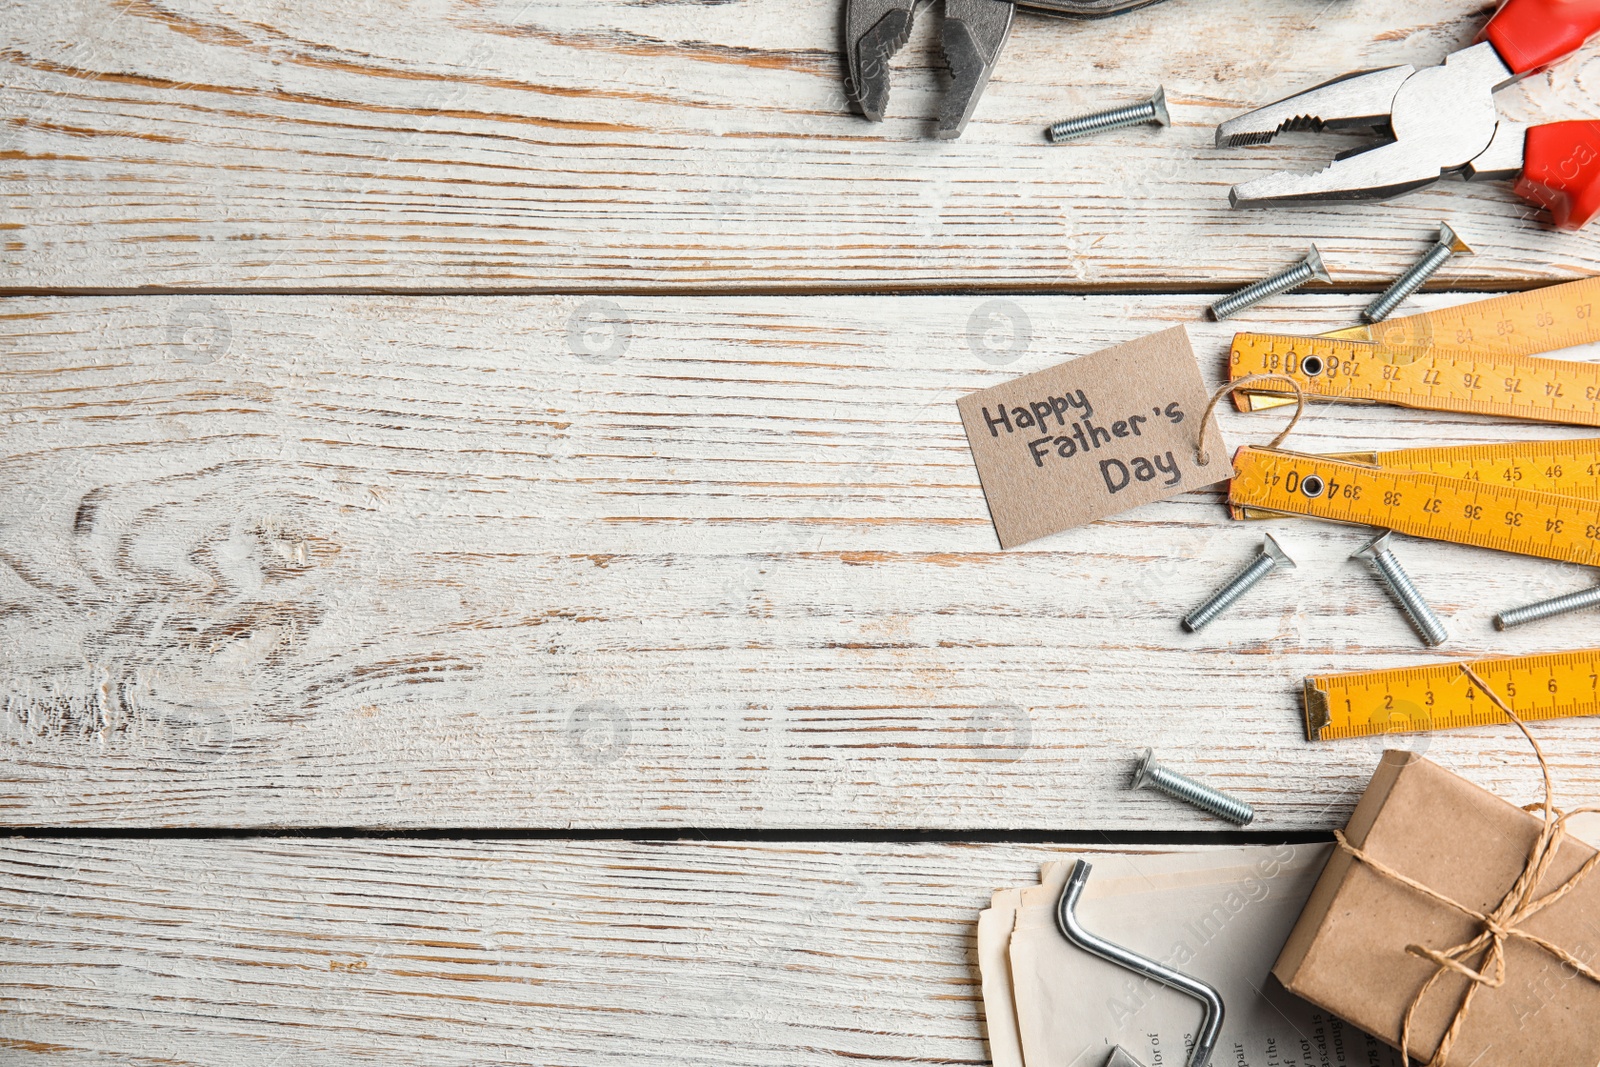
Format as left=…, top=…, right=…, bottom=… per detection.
left=1216, top=0, right=1600, bottom=228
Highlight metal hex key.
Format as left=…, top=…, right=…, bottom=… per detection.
left=1057, top=859, right=1226, bottom=1067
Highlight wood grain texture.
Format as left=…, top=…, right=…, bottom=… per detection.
left=6, top=292, right=1600, bottom=828
left=6, top=0, right=1600, bottom=293
left=0, top=836, right=1097, bottom=1066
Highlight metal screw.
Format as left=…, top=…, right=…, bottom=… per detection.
left=1047, top=86, right=1169, bottom=143
left=1494, top=583, right=1600, bottom=630
left=1208, top=246, right=1331, bottom=320
left=1182, top=533, right=1296, bottom=632
left=1351, top=531, right=1448, bottom=647
left=1361, top=223, right=1473, bottom=324
left=1131, top=748, right=1254, bottom=825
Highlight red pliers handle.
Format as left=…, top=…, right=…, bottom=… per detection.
left=1485, top=0, right=1600, bottom=74
left=1489, top=0, right=1600, bottom=226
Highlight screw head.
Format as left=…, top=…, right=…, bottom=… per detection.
left=1350, top=529, right=1393, bottom=563
left=1304, top=244, right=1332, bottom=284
left=1149, top=86, right=1170, bottom=128
left=1131, top=747, right=1156, bottom=790
left=1439, top=222, right=1473, bottom=256
left=1262, top=532, right=1297, bottom=570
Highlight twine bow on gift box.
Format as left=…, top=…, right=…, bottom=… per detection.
left=1333, top=665, right=1600, bottom=1067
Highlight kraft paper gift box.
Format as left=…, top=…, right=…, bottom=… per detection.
left=1273, top=750, right=1600, bottom=1066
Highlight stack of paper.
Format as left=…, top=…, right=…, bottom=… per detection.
left=978, top=844, right=1406, bottom=1067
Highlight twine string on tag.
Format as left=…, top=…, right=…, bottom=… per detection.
left=1333, top=666, right=1600, bottom=1067
left=1194, top=374, right=1306, bottom=466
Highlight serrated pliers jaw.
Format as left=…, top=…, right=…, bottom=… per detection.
left=1214, top=65, right=1411, bottom=149
left=845, top=0, right=1016, bottom=139
left=1217, top=41, right=1516, bottom=207
left=846, top=0, right=917, bottom=124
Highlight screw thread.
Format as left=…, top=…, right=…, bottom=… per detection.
left=1362, top=241, right=1455, bottom=324
left=1141, top=764, right=1255, bottom=825
left=1182, top=552, right=1277, bottom=632
left=1048, top=101, right=1157, bottom=143
left=1209, top=261, right=1314, bottom=320
left=1370, top=550, right=1449, bottom=646
left=1495, top=586, right=1600, bottom=630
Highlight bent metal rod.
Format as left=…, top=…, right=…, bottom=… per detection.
left=1055, top=859, right=1225, bottom=1067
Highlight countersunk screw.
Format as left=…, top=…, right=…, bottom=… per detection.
left=1361, top=223, right=1473, bottom=324
left=1208, top=246, right=1331, bottom=320
left=1351, top=531, right=1448, bottom=647
left=1494, top=583, right=1600, bottom=630
left=1182, top=533, right=1296, bottom=632
left=1047, top=86, right=1169, bottom=143
left=1132, top=748, right=1254, bottom=825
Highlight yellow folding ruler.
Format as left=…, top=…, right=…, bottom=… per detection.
left=1228, top=444, right=1600, bottom=566
left=1234, top=438, right=1600, bottom=520
left=1303, top=651, right=1600, bottom=741
left=1228, top=277, right=1600, bottom=425
left=1338, top=438, right=1600, bottom=495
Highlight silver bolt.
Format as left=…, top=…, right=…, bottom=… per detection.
left=1351, top=531, right=1448, bottom=647
left=1047, top=86, right=1169, bottom=144
left=1361, top=223, right=1473, bottom=324
left=1182, top=534, right=1296, bottom=632
left=1208, top=246, right=1331, bottom=320
left=1131, top=748, right=1255, bottom=825
left=1494, top=583, right=1600, bottom=630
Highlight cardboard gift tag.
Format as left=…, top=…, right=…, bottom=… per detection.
left=957, top=326, right=1229, bottom=549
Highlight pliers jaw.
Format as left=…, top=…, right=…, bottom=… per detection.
left=1214, top=65, right=1411, bottom=149
left=845, top=0, right=1015, bottom=139
left=1217, top=41, right=1514, bottom=207
left=936, top=0, right=1015, bottom=139
left=844, top=0, right=1179, bottom=139
left=845, top=0, right=918, bottom=125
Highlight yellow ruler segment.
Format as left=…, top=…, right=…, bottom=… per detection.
left=1229, top=276, right=1600, bottom=422
left=1227, top=446, right=1600, bottom=566
left=1358, top=438, right=1600, bottom=495
left=1235, top=439, right=1600, bottom=515
left=1335, top=277, right=1600, bottom=359
left=1229, top=334, right=1600, bottom=424
left=1303, top=651, right=1600, bottom=741
left=1233, top=439, right=1600, bottom=518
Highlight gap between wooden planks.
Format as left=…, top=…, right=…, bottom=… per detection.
left=3, top=0, right=1600, bottom=292
left=4, top=292, right=1600, bottom=830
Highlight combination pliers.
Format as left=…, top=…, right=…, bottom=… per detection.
left=1215, top=0, right=1600, bottom=228
left=845, top=0, right=1173, bottom=139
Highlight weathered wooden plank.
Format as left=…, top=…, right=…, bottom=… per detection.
left=3, top=0, right=1599, bottom=292
left=10, top=835, right=1442, bottom=1066
left=4, top=293, right=1600, bottom=828
left=0, top=836, right=1071, bottom=1066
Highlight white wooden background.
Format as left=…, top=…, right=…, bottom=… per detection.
left=6, top=293, right=1600, bottom=829
left=7, top=0, right=1600, bottom=1063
